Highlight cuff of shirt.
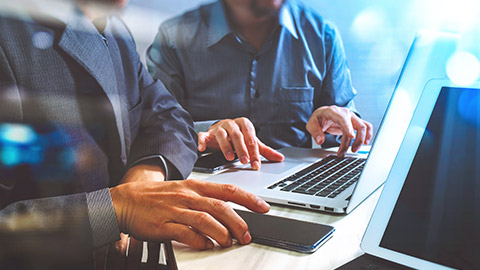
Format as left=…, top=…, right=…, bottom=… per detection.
left=194, top=120, right=219, bottom=133
left=86, top=188, right=121, bottom=248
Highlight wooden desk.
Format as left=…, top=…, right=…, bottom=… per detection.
left=173, top=171, right=382, bottom=270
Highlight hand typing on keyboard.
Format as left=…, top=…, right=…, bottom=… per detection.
left=306, top=105, right=373, bottom=157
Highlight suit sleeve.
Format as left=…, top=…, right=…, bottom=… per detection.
left=0, top=193, right=93, bottom=266
left=0, top=42, right=22, bottom=123
left=129, top=54, right=198, bottom=180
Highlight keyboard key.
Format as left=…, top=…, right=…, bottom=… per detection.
left=273, top=155, right=365, bottom=197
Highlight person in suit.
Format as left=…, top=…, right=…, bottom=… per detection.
left=147, top=0, right=374, bottom=170
left=0, top=0, right=270, bottom=268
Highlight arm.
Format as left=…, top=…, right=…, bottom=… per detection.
left=146, top=25, right=283, bottom=170
left=0, top=191, right=120, bottom=265
left=307, top=23, right=373, bottom=156
left=128, top=55, right=197, bottom=180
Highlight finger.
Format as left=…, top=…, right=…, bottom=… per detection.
left=106, top=233, right=129, bottom=270
left=364, top=120, right=374, bottom=145
left=330, top=111, right=355, bottom=139
left=197, top=132, right=209, bottom=152
left=223, top=121, right=249, bottom=164
left=146, top=242, right=160, bottom=270
left=338, top=130, right=352, bottom=158
left=237, top=118, right=260, bottom=169
left=126, top=237, right=143, bottom=270
left=187, top=197, right=251, bottom=245
left=306, top=113, right=326, bottom=145
left=212, top=128, right=236, bottom=161
left=165, top=223, right=214, bottom=250
left=351, top=116, right=367, bottom=153
left=188, top=180, right=270, bottom=213
left=257, top=139, right=284, bottom=162
left=173, top=209, right=232, bottom=247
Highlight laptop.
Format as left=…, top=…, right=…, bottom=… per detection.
left=338, top=78, right=480, bottom=269
left=203, top=31, right=460, bottom=214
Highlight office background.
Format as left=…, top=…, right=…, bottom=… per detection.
left=122, top=0, right=480, bottom=137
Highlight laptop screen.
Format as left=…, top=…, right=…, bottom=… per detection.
left=379, top=87, right=480, bottom=269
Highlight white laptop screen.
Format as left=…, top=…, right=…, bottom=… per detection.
left=379, top=86, right=480, bottom=269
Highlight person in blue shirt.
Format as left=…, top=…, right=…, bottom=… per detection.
left=147, top=0, right=373, bottom=170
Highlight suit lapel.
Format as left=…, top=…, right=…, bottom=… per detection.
left=57, top=16, right=127, bottom=164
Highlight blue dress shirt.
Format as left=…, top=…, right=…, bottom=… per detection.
left=147, top=0, right=357, bottom=149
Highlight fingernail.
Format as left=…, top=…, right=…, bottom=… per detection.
left=240, top=155, right=249, bottom=164
left=226, top=152, right=235, bottom=160
left=257, top=198, right=270, bottom=211
left=206, top=241, right=214, bottom=249
left=315, top=135, right=322, bottom=144
left=242, top=231, right=252, bottom=244
left=252, top=161, right=260, bottom=170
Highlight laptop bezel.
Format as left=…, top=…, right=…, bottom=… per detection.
left=360, top=79, right=480, bottom=269
left=345, top=31, right=460, bottom=213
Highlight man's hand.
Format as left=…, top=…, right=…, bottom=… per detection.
left=197, top=117, right=284, bottom=170
left=306, top=105, right=373, bottom=157
left=110, top=179, right=270, bottom=250
left=97, top=164, right=166, bottom=270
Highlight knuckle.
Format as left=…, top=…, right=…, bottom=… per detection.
left=238, top=220, right=249, bottom=233
left=237, top=117, right=249, bottom=125
left=185, top=179, right=199, bottom=187
left=194, top=212, right=212, bottom=226
left=212, top=200, right=231, bottom=213
left=225, top=120, right=238, bottom=130
left=229, top=130, right=242, bottom=140
left=216, top=128, right=228, bottom=138
left=223, top=184, right=238, bottom=195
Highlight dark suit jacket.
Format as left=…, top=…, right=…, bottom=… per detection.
left=0, top=10, right=197, bottom=267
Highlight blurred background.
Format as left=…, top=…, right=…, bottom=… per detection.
left=122, top=0, right=480, bottom=135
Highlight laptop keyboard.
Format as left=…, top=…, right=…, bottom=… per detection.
left=267, top=156, right=366, bottom=198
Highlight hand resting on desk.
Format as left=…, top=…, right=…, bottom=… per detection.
left=110, top=177, right=270, bottom=249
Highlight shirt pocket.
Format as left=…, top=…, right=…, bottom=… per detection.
left=278, top=87, right=314, bottom=124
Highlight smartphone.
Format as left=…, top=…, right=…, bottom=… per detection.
left=193, top=152, right=238, bottom=173
left=235, top=209, right=335, bottom=253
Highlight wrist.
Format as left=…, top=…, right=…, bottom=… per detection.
left=110, top=186, right=127, bottom=234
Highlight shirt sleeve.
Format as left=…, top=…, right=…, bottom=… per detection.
left=146, top=25, right=187, bottom=107
left=321, top=22, right=357, bottom=113
left=85, top=189, right=121, bottom=248
left=194, top=120, right=219, bottom=133
left=319, top=22, right=359, bottom=148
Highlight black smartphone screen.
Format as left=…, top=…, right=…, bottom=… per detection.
left=193, top=152, right=237, bottom=173
left=235, top=209, right=334, bottom=253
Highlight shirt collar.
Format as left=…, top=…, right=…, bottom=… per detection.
left=207, top=0, right=299, bottom=47
left=207, top=0, right=232, bottom=47
left=278, top=2, right=299, bottom=39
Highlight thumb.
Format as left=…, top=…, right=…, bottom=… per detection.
left=307, top=115, right=327, bottom=145
left=311, top=125, right=326, bottom=145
